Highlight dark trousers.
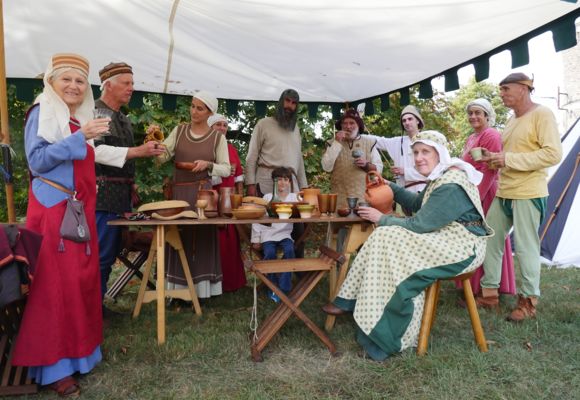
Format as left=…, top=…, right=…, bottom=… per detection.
left=96, top=211, right=122, bottom=300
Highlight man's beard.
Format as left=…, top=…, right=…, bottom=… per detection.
left=275, top=107, right=298, bottom=131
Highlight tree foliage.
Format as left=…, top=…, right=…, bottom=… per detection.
left=1, top=78, right=507, bottom=221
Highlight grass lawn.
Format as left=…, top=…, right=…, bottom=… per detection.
left=19, top=251, right=580, bottom=399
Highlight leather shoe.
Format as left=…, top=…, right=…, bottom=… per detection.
left=322, top=303, right=347, bottom=316
left=507, top=295, right=537, bottom=322
left=475, top=295, right=499, bottom=309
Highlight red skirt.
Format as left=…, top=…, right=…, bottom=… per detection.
left=14, top=146, right=102, bottom=366
left=217, top=225, right=246, bottom=292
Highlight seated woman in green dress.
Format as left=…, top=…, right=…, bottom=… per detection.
left=323, top=130, right=493, bottom=361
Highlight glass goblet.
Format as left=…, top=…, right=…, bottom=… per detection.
left=346, top=196, right=358, bottom=217
left=93, top=108, right=114, bottom=136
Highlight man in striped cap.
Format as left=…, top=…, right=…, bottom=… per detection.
left=94, top=62, right=164, bottom=318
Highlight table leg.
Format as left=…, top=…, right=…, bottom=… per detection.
left=166, top=225, right=202, bottom=316
left=156, top=225, right=166, bottom=344
left=325, top=223, right=372, bottom=331
left=132, top=231, right=157, bottom=319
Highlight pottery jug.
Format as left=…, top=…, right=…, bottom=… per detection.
left=364, top=171, right=394, bottom=215
left=298, top=188, right=321, bottom=217
left=197, top=188, right=219, bottom=218
left=218, top=187, right=234, bottom=217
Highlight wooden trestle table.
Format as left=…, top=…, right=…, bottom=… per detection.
left=109, top=215, right=373, bottom=344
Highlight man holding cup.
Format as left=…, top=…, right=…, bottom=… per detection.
left=479, top=72, right=562, bottom=321
left=321, top=108, right=382, bottom=208
left=93, top=62, right=164, bottom=315
left=368, top=105, right=427, bottom=193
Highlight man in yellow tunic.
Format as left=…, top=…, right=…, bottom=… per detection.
left=479, top=73, right=562, bottom=321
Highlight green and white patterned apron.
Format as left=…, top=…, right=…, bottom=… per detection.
left=336, top=169, right=493, bottom=360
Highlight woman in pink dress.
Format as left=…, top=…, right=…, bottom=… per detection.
left=209, top=114, right=247, bottom=292
left=456, top=98, right=516, bottom=297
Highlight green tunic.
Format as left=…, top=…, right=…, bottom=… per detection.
left=335, top=169, right=492, bottom=361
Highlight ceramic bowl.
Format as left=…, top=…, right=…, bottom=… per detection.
left=299, top=211, right=313, bottom=219
left=277, top=212, right=292, bottom=219
left=337, top=208, right=351, bottom=217
left=275, top=206, right=292, bottom=214
left=270, top=201, right=308, bottom=217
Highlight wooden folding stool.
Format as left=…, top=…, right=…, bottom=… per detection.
left=248, top=246, right=346, bottom=362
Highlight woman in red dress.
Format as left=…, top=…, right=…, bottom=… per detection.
left=13, top=54, right=110, bottom=397
left=456, top=98, right=516, bottom=297
left=209, top=114, right=247, bottom=291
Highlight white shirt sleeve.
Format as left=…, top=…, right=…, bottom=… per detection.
left=370, top=146, right=383, bottom=173
left=372, top=135, right=402, bottom=161
left=94, top=145, right=129, bottom=168
left=321, top=141, right=343, bottom=172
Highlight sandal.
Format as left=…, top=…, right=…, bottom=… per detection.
left=49, top=376, right=81, bottom=397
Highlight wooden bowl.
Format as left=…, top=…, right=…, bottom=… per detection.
left=232, top=208, right=265, bottom=220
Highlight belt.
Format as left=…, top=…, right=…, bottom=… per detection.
left=173, top=178, right=210, bottom=187
left=37, top=176, right=74, bottom=196
left=458, top=220, right=483, bottom=227
left=96, top=176, right=134, bottom=184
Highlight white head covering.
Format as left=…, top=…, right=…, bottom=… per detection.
left=466, top=98, right=496, bottom=127
left=193, top=90, right=218, bottom=114
left=406, top=130, right=483, bottom=185
left=34, top=53, right=95, bottom=143
left=207, top=113, right=227, bottom=128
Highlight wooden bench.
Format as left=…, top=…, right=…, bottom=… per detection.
left=248, top=246, right=346, bottom=362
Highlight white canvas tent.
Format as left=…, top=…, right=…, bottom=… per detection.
left=540, top=118, right=580, bottom=267
left=3, top=0, right=580, bottom=103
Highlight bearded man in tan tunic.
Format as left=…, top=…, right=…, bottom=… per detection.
left=322, top=108, right=383, bottom=208
left=245, top=89, right=308, bottom=196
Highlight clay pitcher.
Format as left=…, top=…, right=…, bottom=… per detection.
left=364, top=171, right=394, bottom=215
left=197, top=188, right=219, bottom=218
left=218, top=187, right=234, bottom=217
left=298, top=187, right=321, bottom=217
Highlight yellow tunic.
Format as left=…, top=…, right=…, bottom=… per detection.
left=499, top=105, right=562, bottom=199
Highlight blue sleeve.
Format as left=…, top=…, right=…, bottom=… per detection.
left=25, top=107, right=87, bottom=174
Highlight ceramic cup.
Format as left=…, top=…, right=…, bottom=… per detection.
left=318, top=193, right=330, bottom=216
left=470, top=147, right=484, bottom=161
left=230, top=194, right=243, bottom=210
left=328, top=193, right=338, bottom=215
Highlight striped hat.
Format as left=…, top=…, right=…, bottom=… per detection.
left=99, top=62, right=133, bottom=83
left=51, top=53, right=89, bottom=77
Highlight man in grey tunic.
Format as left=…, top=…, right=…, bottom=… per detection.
left=245, top=89, right=308, bottom=196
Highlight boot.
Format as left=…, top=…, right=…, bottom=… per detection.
left=507, top=295, right=537, bottom=322
left=475, top=288, right=499, bottom=309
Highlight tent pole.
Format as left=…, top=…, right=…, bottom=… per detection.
left=540, top=153, right=580, bottom=241
left=0, top=0, right=16, bottom=223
